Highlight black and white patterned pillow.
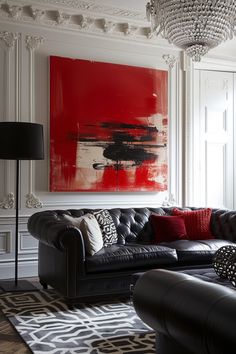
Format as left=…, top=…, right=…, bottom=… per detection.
left=93, top=209, right=118, bottom=246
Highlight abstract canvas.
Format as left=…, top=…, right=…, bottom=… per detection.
left=50, top=56, right=168, bottom=192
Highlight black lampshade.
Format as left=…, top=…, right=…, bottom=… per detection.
left=0, top=122, right=44, bottom=160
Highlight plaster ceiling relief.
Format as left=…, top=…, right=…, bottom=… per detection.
left=8, top=0, right=148, bottom=22
left=1, top=0, right=236, bottom=59
left=0, top=0, right=160, bottom=42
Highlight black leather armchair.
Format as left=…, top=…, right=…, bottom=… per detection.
left=133, top=268, right=236, bottom=354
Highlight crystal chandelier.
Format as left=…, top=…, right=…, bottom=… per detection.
left=146, top=0, right=236, bottom=62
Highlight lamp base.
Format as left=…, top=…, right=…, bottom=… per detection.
left=0, top=279, right=37, bottom=292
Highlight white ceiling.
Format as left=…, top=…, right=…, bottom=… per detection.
left=91, top=0, right=147, bottom=13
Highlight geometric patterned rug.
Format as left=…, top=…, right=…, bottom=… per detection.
left=0, top=290, right=155, bottom=353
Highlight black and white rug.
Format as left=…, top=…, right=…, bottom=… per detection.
left=0, top=290, right=155, bottom=353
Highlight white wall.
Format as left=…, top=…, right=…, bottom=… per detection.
left=0, top=1, right=183, bottom=278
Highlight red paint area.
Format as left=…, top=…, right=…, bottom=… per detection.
left=50, top=56, right=168, bottom=191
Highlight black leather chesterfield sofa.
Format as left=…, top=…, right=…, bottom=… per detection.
left=27, top=207, right=236, bottom=304
left=133, top=268, right=236, bottom=354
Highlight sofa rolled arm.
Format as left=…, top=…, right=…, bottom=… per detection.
left=27, top=210, right=85, bottom=255
left=133, top=269, right=236, bottom=354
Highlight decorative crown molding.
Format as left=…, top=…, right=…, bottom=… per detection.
left=56, top=10, right=71, bottom=25
left=0, top=193, right=15, bottom=209
left=123, top=23, right=138, bottom=36
left=0, top=31, right=18, bottom=48
left=6, top=4, right=22, bottom=19
left=26, top=0, right=146, bottom=21
left=25, top=193, right=43, bottom=208
left=101, top=19, right=115, bottom=33
left=0, top=1, right=175, bottom=49
left=79, top=15, right=93, bottom=29
left=162, top=54, right=177, bottom=69
left=29, top=6, right=45, bottom=21
left=25, top=34, right=45, bottom=51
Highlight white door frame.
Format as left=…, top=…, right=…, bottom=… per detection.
left=185, top=55, right=236, bottom=208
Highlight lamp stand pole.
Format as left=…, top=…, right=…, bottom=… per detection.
left=15, top=159, right=19, bottom=286
left=0, top=160, right=37, bottom=292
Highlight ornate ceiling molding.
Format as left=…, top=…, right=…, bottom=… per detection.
left=56, top=10, right=71, bottom=25
left=29, top=6, right=45, bottom=21
left=101, top=18, right=115, bottom=33
left=6, top=3, right=22, bottom=18
left=123, top=23, right=139, bottom=36
left=0, top=1, right=177, bottom=50
left=22, top=0, right=147, bottom=22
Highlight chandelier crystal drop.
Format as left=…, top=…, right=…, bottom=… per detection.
left=146, top=0, right=236, bottom=62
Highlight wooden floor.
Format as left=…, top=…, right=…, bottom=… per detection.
left=0, top=310, right=31, bottom=353
left=0, top=278, right=40, bottom=354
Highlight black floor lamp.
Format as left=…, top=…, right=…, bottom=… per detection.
left=0, top=122, right=44, bottom=292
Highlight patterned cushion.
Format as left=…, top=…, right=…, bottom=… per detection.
left=93, top=209, right=118, bottom=246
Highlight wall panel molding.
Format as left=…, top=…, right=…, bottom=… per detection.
left=25, top=193, right=43, bottom=208
left=0, top=231, right=11, bottom=254
left=25, top=34, right=45, bottom=208
left=0, top=193, right=15, bottom=209
left=43, top=199, right=165, bottom=209
left=19, top=230, right=38, bottom=254
left=0, top=31, right=19, bottom=209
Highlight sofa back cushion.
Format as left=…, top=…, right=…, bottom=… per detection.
left=108, top=207, right=166, bottom=244
left=48, top=206, right=236, bottom=246
left=210, top=208, right=236, bottom=242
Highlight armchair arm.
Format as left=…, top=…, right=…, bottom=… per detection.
left=27, top=210, right=85, bottom=257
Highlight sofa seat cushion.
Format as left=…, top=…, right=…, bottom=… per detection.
left=85, top=244, right=178, bottom=273
left=160, top=239, right=234, bottom=263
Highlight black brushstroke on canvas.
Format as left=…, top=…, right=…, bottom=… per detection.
left=78, top=121, right=164, bottom=169
left=103, top=143, right=156, bottom=165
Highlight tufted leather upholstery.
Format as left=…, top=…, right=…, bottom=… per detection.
left=86, top=243, right=177, bottom=273
left=160, top=238, right=233, bottom=263
left=28, top=207, right=166, bottom=249
left=108, top=207, right=165, bottom=243
left=27, top=206, right=236, bottom=303
left=133, top=268, right=236, bottom=354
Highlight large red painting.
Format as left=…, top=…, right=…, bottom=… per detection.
left=50, top=56, right=168, bottom=192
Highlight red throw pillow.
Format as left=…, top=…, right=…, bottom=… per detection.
left=172, top=208, right=214, bottom=240
left=150, top=214, right=188, bottom=243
